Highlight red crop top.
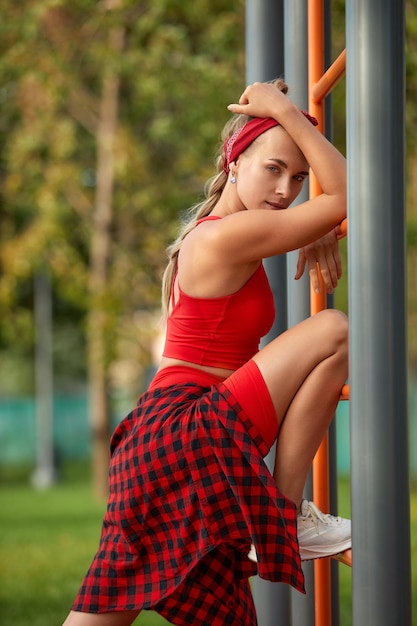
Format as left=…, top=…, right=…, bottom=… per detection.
left=162, top=216, right=275, bottom=370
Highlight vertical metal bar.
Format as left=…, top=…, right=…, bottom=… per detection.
left=284, top=0, right=316, bottom=622
left=323, top=2, right=341, bottom=624
left=32, top=270, right=56, bottom=488
left=246, top=0, right=288, bottom=340
left=346, top=0, right=412, bottom=624
left=308, top=0, right=333, bottom=623
left=246, top=1, right=290, bottom=624
left=246, top=0, right=285, bottom=82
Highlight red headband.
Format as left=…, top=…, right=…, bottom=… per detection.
left=223, top=111, right=318, bottom=175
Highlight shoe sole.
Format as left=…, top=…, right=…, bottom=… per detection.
left=300, top=538, right=352, bottom=561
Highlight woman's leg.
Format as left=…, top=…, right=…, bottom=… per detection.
left=224, top=308, right=350, bottom=561
left=62, top=609, right=141, bottom=626
left=251, top=308, right=348, bottom=507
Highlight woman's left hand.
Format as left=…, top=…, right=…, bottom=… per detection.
left=295, top=229, right=342, bottom=294
left=227, top=81, right=292, bottom=121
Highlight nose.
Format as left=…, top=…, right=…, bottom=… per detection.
left=275, top=174, right=292, bottom=200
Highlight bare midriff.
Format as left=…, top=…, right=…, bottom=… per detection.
left=157, top=356, right=235, bottom=380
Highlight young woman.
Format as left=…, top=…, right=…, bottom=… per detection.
left=64, top=79, right=350, bottom=626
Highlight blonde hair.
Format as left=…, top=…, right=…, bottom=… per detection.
left=161, top=78, right=289, bottom=320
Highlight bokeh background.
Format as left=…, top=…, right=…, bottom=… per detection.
left=1, top=1, right=416, bottom=624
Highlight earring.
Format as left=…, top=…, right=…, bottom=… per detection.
left=230, top=173, right=236, bottom=184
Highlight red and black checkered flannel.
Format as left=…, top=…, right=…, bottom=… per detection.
left=72, top=382, right=305, bottom=625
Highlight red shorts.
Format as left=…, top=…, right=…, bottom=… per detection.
left=149, top=360, right=278, bottom=450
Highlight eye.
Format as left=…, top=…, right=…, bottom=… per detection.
left=294, top=174, right=306, bottom=182
left=267, top=165, right=279, bottom=174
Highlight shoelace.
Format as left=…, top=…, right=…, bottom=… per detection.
left=300, top=501, right=341, bottom=527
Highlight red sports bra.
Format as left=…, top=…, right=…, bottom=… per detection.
left=162, top=216, right=275, bottom=370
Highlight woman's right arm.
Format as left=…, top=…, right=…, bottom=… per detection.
left=227, top=82, right=346, bottom=214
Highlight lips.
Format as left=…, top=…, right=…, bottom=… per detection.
left=267, top=201, right=287, bottom=210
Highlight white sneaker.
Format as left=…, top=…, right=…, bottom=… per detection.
left=297, top=500, right=351, bottom=561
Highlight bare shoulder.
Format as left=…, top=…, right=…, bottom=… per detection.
left=184, top=212, right=263, bottom=256
left=177, top=216, right=259, bottom=298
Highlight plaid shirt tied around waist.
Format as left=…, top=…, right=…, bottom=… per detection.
left=72, top=382, right=305, bottom=625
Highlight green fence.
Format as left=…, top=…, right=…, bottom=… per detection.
left=0, top=395, right=90, bottom=465
left=0, top=390, right=416, bottom=477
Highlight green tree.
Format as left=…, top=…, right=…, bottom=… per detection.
left=4, top=0, right=416, bottom=493
left=0, top=0, right=245, bottom=495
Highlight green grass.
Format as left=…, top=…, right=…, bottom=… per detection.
left=0, top=464, right=171, bottom=626
left=0, top=465, right=415, bottom=625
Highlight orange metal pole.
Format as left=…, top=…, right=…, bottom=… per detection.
left=312, top=49, right=346, bottom=103
left=308, top=1, right=332, bottom=624
left=332, top=548, right=352, bottom=567
left=340, top=384, right=350, bottom=401
left=337, top=217, right=348, bottom=239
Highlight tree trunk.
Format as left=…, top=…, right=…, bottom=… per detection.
left=88, top=21, right=124, bottom=500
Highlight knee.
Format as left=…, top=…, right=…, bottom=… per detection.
left=317, top=309, right=348, bottom=353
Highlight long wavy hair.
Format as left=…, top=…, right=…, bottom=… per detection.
left=160, top=78, right=288, bottom=320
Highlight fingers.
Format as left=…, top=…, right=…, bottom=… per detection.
left=294, top=249, right=307, bottom=281
left=308, top=259, right=322, bottom=294
left=308, top=261, right=335, bottom=295
left=227, top=84, right=252, bottom=114
left=227, top=82, right=280, bottom=117
left=295, top=249, right=323, bottom=293
left=239, top=86, right=251, bottom=105
left=227, top=88, right=253, bottom=114
left=319, top=250, right=339, bottom=293
left=295, top=233, right=343, bottom=294
left=317, top=249, right=341, bottom=294
left=227, top=102, right=246, bottom=114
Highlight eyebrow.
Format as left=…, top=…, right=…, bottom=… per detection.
left=268, top=158, right=309, bottom=177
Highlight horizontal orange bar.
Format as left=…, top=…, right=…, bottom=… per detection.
left=337, top=218, right=348, bottom=239
left=312, top=48, right=346, bottom=103
left=340, top=384, right=349, bottom=400
left=332, top=548, right=352, bottom=567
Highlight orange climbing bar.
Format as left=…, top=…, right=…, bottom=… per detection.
left=340, top=384, right=350, bottom=401
left=308, top=1, right=332, bottom=624
left=308, top=2, right=352, bottom=625
left=338, top=218, right=348, bottom=239
left=308, top=0, right=326, bottom=317
left=332, top=548, right=352, bottom=567
left=312, top=49, right=347, bottom=103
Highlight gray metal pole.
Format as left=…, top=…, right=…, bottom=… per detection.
left=246, top=0, right=285, bottom=82
left=322, top=2, right=341, bottom=623
left=283, top=1, right=315, bottom=622
left=346, top=1, right=412, bottom=624
left=246, top=0, right=288, bottom=340
left=32, top=270, right=57, bottom=488
left=246, top=1, right=291, bottom=624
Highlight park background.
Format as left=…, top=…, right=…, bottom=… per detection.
left=0, top=0, right=417, bottom=624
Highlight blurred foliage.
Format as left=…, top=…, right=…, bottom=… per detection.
left=1, top=0, right=417, bottom=393
left=0, top=0, right=245, bottom=394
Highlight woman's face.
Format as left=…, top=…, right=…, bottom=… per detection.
left=233, top=126, right=309, bottom=211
